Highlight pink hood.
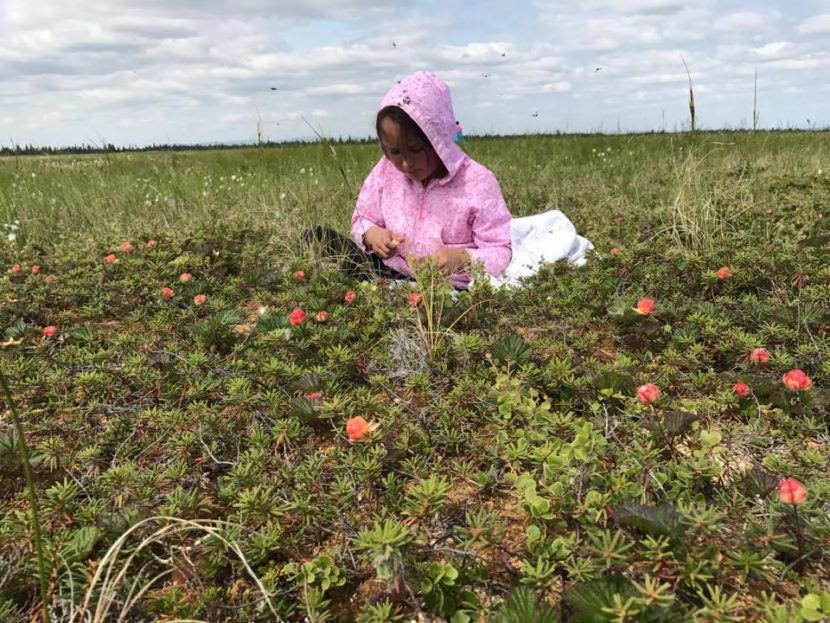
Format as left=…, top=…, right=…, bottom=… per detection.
left=379, top=71, right=467, bottom=183
left=351, top=71, right=512, bottom=288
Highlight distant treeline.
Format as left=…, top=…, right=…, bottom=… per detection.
left=1, top=127, right=828, bottom=157
left=0, top=136, right=374, bottom=157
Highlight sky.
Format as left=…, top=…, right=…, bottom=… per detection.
left=2, top=0, right=829, bottom=148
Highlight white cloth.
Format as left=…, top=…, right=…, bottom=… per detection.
left=486, top=210, right=593, bottom=287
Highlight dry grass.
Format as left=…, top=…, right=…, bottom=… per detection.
left=60, top=516, right=280, bottom=623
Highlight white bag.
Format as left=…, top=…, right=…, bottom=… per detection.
left=487, top=209, right=594, bottom=287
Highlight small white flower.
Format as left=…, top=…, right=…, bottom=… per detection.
left=7, top=233, right=16, bottom=242
left=31, top=172, right=36, bottom=178
left=299, top=168, right=306, bottom=174
left=279, top=192, right=287, bottom=200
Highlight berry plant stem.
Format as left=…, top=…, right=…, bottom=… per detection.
left=0, top=368, right=51, bottom=623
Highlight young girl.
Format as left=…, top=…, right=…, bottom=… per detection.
left=308, top=71, right=512, bottom=289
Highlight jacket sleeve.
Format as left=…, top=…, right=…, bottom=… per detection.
left=466, top=172, right=512, bottom=277
left=350, top=160, right=385, bottom=251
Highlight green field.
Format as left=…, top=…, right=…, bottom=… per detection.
left=1, top=132, right=829, bottom=622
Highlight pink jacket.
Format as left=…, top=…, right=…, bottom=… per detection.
left=351, top=71, right=512, bottom=289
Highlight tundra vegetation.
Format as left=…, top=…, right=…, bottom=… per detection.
left=1, top=131, right=828, bottom=622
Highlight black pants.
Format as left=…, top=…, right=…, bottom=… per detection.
left=302, top=226, right=411, bottom=281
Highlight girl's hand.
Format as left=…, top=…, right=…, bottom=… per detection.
left=363, top=226, right=406, bottom=259
left=430, top=248, right=470, bottom=274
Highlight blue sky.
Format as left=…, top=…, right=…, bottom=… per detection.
left=1, top=0, right=829, bottom=147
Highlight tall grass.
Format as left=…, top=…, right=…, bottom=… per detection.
left=0, top=131, right=827, bottom=256
left=663, top=149, right=748, bottom=255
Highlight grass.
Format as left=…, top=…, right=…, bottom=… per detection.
left=0, top=131, right=829, bottom=622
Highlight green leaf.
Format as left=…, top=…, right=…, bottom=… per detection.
left=801, top=594, right=823, bottom=621
left=644, top=410, right=698, bottom=440
left=613, top=504, right=683, bottom=538
left=62, top=526, right=101, bottom=562
left=738, top=466, right=778, bottom=498
left=3, top=318, right=27, bottom=339
left=69, top=326, right=95, bottom=346
left=593, top=371, right=636, bottom=394
left=491, top=334, right=535, bottom=367
left=750, top=377, right=792, bottom=410
left=564, top=576, right=637, bottom=623
left=526, top=524, right=543, bottom=552
left=699, top=429, right=722, bottom=448
left=660, top=410, right=698, bottom=437
left=490, top=585, right=559, bottom=623
left=451, top=612, right=472, bottom=623
left=800, top=592, right=830, bottom=621
left=255, top=312, right=288, bottom=333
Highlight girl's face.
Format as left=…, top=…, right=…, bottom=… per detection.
left=379, top=116, right=440, bottom=184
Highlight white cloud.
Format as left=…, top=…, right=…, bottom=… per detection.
left=535, top=0, right=691, bottom=16
left=281, top=109, right=332, bottom=120
left=541, top=81, right=571, bottom=92
left=307, top=82, right=379, bottom=95
left=4, top=0, right=403, bottom=26
left=765, top=54, right=829, bottom=70
left=536, top=3, right=716, bottom=53
left=607, top=0, right=688, bottom=13
left=624, top=72, right=695, bottom=85
left=208, top=67, right=257, bottom=79
left=717, top=41, right=802, bottom=63
left=754, top=41, right=794, bottom=58
left=583, top=18, right=664, bottom=50
left=110, top=16, right=199, bottom=39
left=797, top=13, right=830, bottom=34
left=434, top=42, right=513, bottom=64
left=714, top=12, right=766, bottom=30
left=146, top=37, right=210, bottom=62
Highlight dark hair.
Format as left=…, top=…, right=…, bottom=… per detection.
left=376, top=106, right=431, bottom=145
left=376, top=106, right=447, bottom=179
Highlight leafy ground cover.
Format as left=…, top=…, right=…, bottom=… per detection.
left=1, top=132, right=829, bottom=621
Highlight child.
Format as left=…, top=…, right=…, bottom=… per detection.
left=308, top=71, right=512, bottom=289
